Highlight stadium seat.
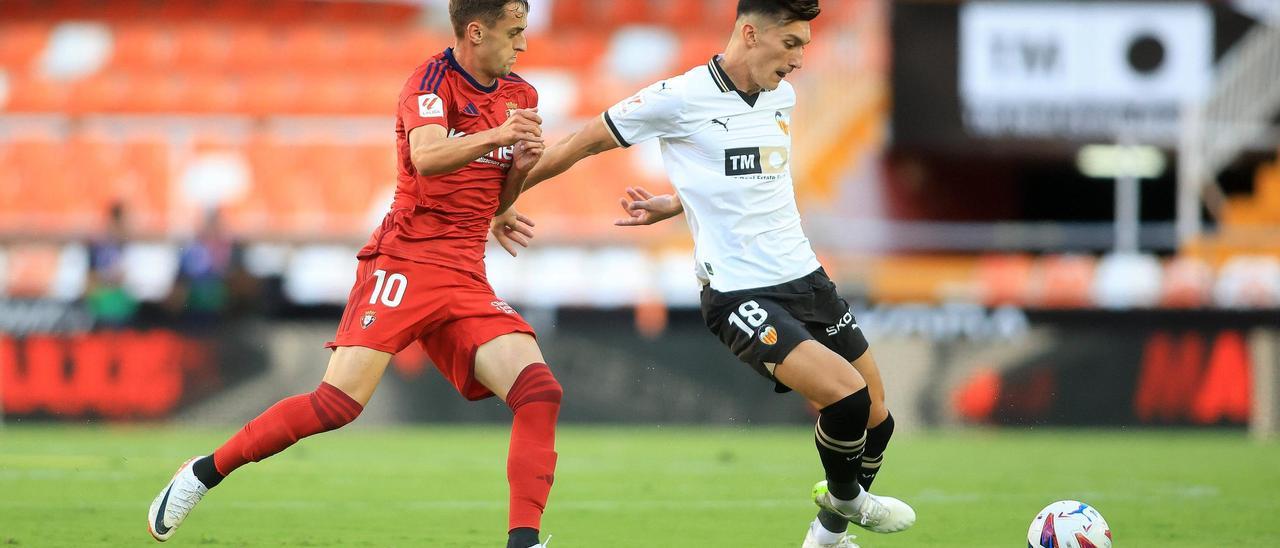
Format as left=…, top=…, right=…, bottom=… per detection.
left=602, top=0, right=651, bottom=27
left=1213, top=255, right=1280, bottom=309
left=4, top=76, right=71, bottom=112
left=551, top=0, right=591, bottom=30
left=282, top=25, right=345, bottom=70
left=0, top=22, right=49, bottom=69
left=5, top=244, right=62, bottom=297
left=226, top=25, right=282, bottom=72
left=343, top=26, right=395, bottom=70
left=69, top=72, right=132, bottom=114
left=173, top=25, right=232, bottom=69
left=1160, top=256, right=1214, bottom=308
left=183, top=71, right=245, bottom=114
left=1092, top=253, right=1163, bottom=309
left=107, top=24, right=173, bottom=69
left=656, top=0, right=708, bottom=30
left=1036, top=254, right=1095, bottom=309
left=120, top=139, right=170, bottom=233
left=1255, top=161, right=1280, bottom=219
left=516, top=30, right=605, bottom=69
left=676, top=31, right=727, bottom=70
left=976, top=255, right=1034, bottom=307
left=869, top=255, right=980, bottom=303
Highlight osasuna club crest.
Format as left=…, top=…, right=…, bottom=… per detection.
left=361, top=310, right=376, bottom=329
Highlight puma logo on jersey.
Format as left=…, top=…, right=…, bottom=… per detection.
left=711, top=118, right=729, bottom=131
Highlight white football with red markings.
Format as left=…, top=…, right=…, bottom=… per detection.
left=1027, top=500, right=1112, bottom=548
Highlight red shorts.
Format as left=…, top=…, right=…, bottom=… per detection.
left=326, top=253, right=534, bottom=401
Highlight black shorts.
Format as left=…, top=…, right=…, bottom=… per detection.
left=700, top=268, right=869, bottom=393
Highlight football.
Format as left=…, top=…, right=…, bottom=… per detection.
left=1027, top=500, right=1113, bottom=548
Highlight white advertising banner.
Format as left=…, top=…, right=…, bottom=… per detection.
left=959, top=1, right=1212, bottom=143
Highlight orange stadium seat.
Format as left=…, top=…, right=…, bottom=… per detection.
left=603, top=0, right=651, bottom=27
left=4, top=76, right=71, bottom=112
left=657, top=0, right=708, bottom=30
left=0, top=22, right=49, bottom=69
left=1161, top=256, right=1213, bottom=308
left=311, top=144, right=381, bottom=230
left=282, top=26, right=345, bottom=70
left=242, top=138, right=318, bottom=232
left=310, top=73, right=365, bottom=115
left=551, top=0, right=591, bottom=29
left=66, top=134, right=124, bottom=211
left=241, top=73, right=304, bottom=116
left=118, top=139, right=170, bottom=233
left=677, top=31, right=727, bottom=69
left=572, top=72, right=636, bottom=117
left=173, top=25, right=233, bottom=69
left=389, top=29, right=453, bottom=70
left=867, top=255, right=979, bottom=303
left=707, top=0, right=740, bottom=23
left=977, top=254, right=1035, bottom=307
left=1036, top=255, right=1096, bottom=308
left=348, top=72, right=404, bottom=115
left=0, top=143, right=21, bottom=227
left=182, top=71, right=245, bottom=114
left=122, top=72, right=188, bottom=113
left=343, top=26, right=396, bottom=70
left=5, top=244, right=62, bottom=298
left=517, top=30, right=604, bottom=69
left=67, top=73, right=132, bottom=114
left=108, top=24, right=173, bottom=69
left=8, top=139, right=67, bottom=223
left=226, top=25, right=284, bottom=72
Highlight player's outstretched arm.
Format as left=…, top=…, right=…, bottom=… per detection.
left=521, top=116, right=621, bottom=192
left=615, top=186, right=683, bottom=226
left=409, top=109, right=543, bottom=176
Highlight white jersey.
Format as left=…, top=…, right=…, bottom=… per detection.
left=603, top=56, right=821, bottom=292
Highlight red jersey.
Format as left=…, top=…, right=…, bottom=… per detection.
left=359, top=47, right=539, bottom=273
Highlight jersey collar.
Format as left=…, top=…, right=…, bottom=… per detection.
left=708, top=55, right=760, bottom=108
left=445, top=47, right=500, bottom=94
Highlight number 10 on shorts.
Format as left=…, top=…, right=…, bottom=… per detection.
left=368, top=269, right=407, bottom=307
left=728, top=300, right=768, bottom=336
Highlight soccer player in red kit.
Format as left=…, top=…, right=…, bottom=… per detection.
left=147, top=3, right=558, bottom=547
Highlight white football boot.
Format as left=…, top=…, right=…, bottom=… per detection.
left=147, top=457, right=210, bottom=541
left=802, top=518, right=861, bottom=548
left=812, top=480, right=915, bottom=534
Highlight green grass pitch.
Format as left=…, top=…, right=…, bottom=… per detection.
left=1, top=425, right=1277, bottom=547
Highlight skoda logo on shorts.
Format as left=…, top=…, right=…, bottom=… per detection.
left=759, top=325, right=778, bottom=345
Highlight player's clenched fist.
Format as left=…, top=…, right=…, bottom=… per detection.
left=496, top=108, right=543, bottom=146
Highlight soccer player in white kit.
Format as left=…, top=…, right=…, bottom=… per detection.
left=514, top=1, right=916, bottom=546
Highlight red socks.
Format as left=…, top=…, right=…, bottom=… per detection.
left=207, top=367, right=558, bottom=534
left=212, top=382, right=363, bottom=476
left=505, top=363, right=562, bottom=532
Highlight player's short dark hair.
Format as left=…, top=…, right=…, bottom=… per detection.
left=449, top=0, right=530, bottom=38
left=737, top=0, right=820, bottom=25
